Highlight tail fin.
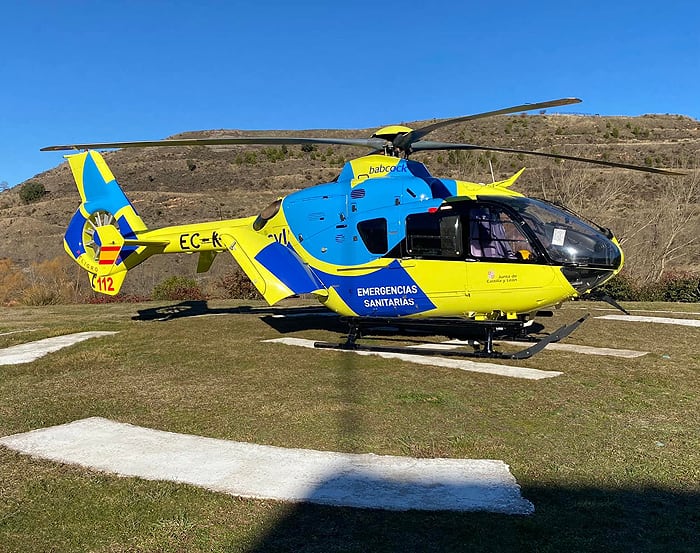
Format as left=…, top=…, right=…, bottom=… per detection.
left=63, top=150, right=149, bottom=295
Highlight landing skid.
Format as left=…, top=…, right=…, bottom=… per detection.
left=314, top=315, right=589, bottom=360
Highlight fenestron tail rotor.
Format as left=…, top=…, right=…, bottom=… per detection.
left=83, top=210, right=117, bottom=262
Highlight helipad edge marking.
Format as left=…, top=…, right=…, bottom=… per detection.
left=0, top=329, right=37, bottom=337
left=264, top=337, right=561, bottom=380
left=0, top=332, right=118, bottom=365
left=497, top=341, right=648, bottom=358
left=412, top=340, right=648, bottom=358
left=596, top=315, right=700, bottom=327
left=0, top=417, right=534, bottom=514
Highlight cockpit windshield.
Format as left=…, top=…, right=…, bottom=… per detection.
left=496, top=196, right=621, bottom=268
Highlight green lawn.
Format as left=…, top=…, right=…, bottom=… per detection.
left=1, top=300, right=699, bottom=552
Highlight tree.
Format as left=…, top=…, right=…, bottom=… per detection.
left=19, top=181, right=47, bottom=204
left=535, top=159, right=699, bottom=284
left=620, top=168, right=699, bottom=283
left=537, top=164, right=626, bottom=225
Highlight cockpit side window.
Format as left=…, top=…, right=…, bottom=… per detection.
left=468, top=206, right=534, bottom=261
left=495, top=196, right=622, bottom=268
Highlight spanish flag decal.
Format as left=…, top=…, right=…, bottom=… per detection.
left=99, top=246, right=121, bottom=265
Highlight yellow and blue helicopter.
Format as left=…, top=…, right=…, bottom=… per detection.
left=42, top=98, right=680, bottom=358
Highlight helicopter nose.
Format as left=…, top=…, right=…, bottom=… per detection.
left=561, top=266, right=618, bottom=294
left=561, top=236, right=623, bottom=294
left=603, top=234, right=625, bottom=272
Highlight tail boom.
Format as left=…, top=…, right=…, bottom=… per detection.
left=64, top=150, right=328, bottom=302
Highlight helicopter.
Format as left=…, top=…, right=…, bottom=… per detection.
left=42, top=98, right=682, bottom=359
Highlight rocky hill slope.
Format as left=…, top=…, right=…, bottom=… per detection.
left=1, top=113, right=698, bottom=297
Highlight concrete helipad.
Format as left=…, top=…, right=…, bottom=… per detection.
left=492, top=341, right=647, bottom=358
left=0, top=417, right=534, bottom=514
left=264, top=337, right=561, bottom=380
left=596, top=314, right=700, bottom=327
left=0, top=332, right=118, bottom=365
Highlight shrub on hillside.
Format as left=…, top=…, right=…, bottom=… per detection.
left=263, top=146, right=288, bottom=162
left=152, top=276, right=205, bottom=301
left=597, top=272, right=637, bottom=301
left=216, top=268, right=261, bottom=300
left=0, top=258, right=28, bottom=305
left=658, top=271, right=700, bottom=302
left=19, top=181, right=47, bottom=204
left=598, top=271, right=699, bottom=302
left=0, top=256, right=85, bottom=306
left=19, top=257, right=83, bottom=305
left=21, top=286, right=65, bottom=306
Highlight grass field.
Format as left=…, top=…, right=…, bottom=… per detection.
left=1, top=300, right=699, bottom=552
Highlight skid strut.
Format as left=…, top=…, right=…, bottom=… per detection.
left=314, top=315, right=589, bottom=360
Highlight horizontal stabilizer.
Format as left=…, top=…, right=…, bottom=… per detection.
left=122, top=239, right=169, bottom=247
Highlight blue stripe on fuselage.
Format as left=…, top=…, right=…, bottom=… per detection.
left=314, top=260, right=435, bottom=316
left=254, top=242, right=324, bottom=294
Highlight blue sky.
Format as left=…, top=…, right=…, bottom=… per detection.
left=1, top=0, right=698, bottom=187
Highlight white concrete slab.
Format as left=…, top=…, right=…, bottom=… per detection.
left=596, top=315, right=700, bottom=327
left=408, top=342, right=476, bottom=351
left=587, top=307, right=700, bottom=316
left=497, top=341, right=648, bottom=358
left=0, top=332, right=118, bottom=365
left=413, top=339, right=647, bottom=358
left=0, top=329, right=37, bottom=337
left=264, top=337, right=561, bottom=380
left=0, top=417, right=534, bottom=514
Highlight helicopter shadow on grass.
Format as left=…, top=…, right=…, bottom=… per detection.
left=131, top=300, right=335, bottom=323
left=129, top=300, right=426, bottom=350
left=243, top=484, right=700, bottom=553
left=130, top=299, right=358, bottom=343
left=129, top=300, right=426, bottom=342
left=130, top=299, right=551, bottom=347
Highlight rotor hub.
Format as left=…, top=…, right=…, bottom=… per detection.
left=372, top=125, right=414, bottom=157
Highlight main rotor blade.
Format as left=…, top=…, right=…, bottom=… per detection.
left=395, top=98, right=582, bottom=150
left=411, top=141, right=686, bottom=176
left=41, top=136, right=387, bottom=152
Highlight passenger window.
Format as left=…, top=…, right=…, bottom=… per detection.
left=406, top=213, right=462, bottom=258
left=357, top=218, right=388, bottom=254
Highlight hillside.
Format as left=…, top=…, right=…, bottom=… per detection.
left=1, top=112, right=698, bottom=297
